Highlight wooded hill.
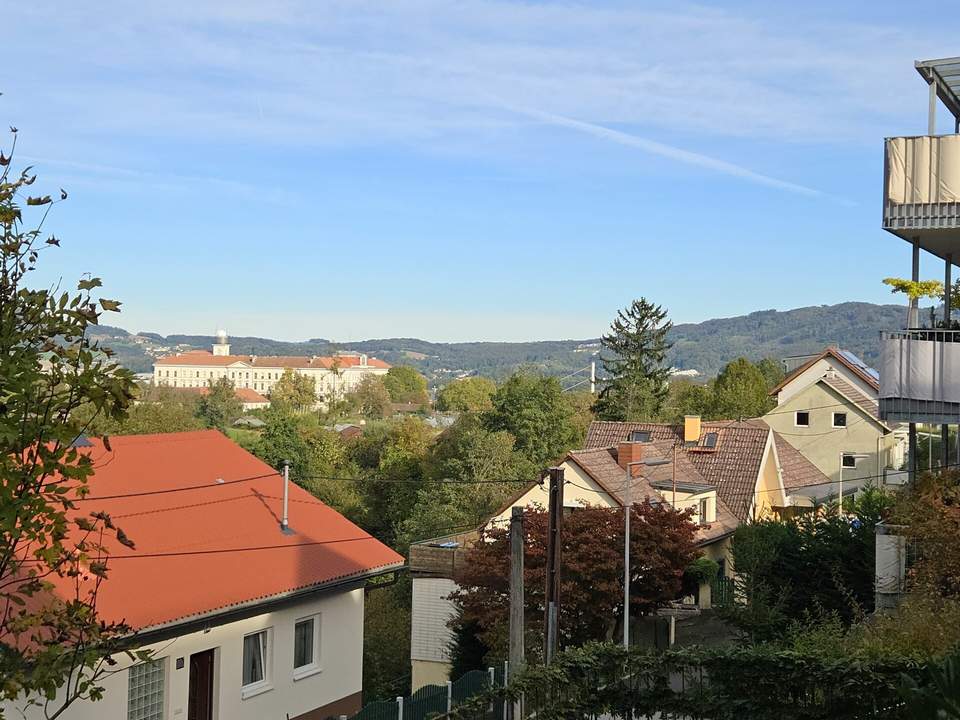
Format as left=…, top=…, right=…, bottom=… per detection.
left=100, top=301, right=910, bottom=380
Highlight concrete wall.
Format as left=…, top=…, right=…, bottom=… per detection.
left=5, top=589, right=365, bottom=720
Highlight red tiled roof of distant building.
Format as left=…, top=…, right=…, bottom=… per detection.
left=155, top=351, right=390, bottom=369
left=43, top=430, right=402, bottom=632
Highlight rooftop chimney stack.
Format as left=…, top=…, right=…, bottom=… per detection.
left=617, top=441, right=645, bottom=472
left=684, top=415, right=702, bottom=444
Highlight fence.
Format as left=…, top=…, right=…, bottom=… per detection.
left=345, top=664, right=509, bottom=720
left=440, top=643, right=929, bottom=720
left=710, top=574, right=734, bottom=608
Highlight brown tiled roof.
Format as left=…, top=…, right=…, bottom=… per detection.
left=742, top=418, right=831, bottom=492
left=585, top=420, right=770, bottom=521
left=820, top=375, right=885, bottom=427
left=569, top=442, right=738, bottom=545
left=770, top=347, right=879, bottom=396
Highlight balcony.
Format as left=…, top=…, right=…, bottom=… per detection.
left=879, top=329, right=960, bottom=423
left=883, top=135, right=960, bottom=251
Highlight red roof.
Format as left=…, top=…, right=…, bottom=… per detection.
left=49, top=431, right=402, bottom=631
left=156, top=351, right=390, bottom=369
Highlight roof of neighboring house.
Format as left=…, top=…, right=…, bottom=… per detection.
left=156, top=350, right=389, bottom=369
left=567, top=442, right=738, bottom=544
left=742, top=418, right=832, bottom=492
left=819, top=374, right=887, bottom=428
left=770, top=347, right=879, bottom=396
left=46, top=430, right=403, bottom=633
left=585, top=420, right=771, bottom=521
left=233, top=416, right=266, bottom=428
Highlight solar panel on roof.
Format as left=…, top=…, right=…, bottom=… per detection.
left=70, top=435, right=94, bottom=448
left=838, top=350, right=880, bottom=381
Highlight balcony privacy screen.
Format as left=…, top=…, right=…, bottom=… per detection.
left=880, top=334, right=960, bottom=402
left=887, top=135, right=960, bottom=203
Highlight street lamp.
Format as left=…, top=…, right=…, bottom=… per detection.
left=623, top=455, right=671, bottom=648
left=838, top=452, right=870, bottom=516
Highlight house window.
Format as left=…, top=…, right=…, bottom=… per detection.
left=629, top=431, right=651, bottom=443
left=795, top=411, right=810, bottom=427
left=703, top=432, right=718, bottom=448
left=698, top=498, right=710, bottom=525
left=842, top=454, right=857, bottom=468
left=242, top=629, right=271, bottom=692
left=293, top=615, right=321, bottom=677
left=127, top=659, right=165, bottom=720
left=833, top=412, right=847, bottom=428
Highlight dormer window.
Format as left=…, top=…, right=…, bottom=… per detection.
left=629, top=431, right=652, bottom=443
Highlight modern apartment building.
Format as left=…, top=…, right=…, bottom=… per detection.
left=878, top=57, right=960, bottom=475
left=153, top=331, right=390, bottom=405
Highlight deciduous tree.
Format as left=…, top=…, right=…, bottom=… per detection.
left=382, top=365, right=429, bottom=405
left=0, top=129, right=141, bottom=718
left=708, top=357, right=774, bottom=420
left=198, top=377, right=242, bottom=430
left=436, top=377, right=496, bottom=413
left=269, top=368, right=316, bottom=412
left=351, top=375, right=392, bottom=419
left=453, top=504, right=698, bottom=660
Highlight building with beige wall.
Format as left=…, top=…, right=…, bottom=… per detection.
left=762, top=347, right=907, bottom=503
left=153, top=331, right=389, bottom=407
left=3, top=431, right=403, bottom=720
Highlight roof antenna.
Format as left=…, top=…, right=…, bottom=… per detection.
left=280, top=460, right=294, bottom=535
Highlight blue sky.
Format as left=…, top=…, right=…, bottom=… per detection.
left=5, top=0, right=959, bottom=342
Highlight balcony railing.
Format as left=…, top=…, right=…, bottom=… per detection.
left=884, top=134, right=960, bottom=232
left=879, top=328, right=960, bottom=422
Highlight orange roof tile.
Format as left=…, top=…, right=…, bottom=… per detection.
left=155, top=351, right=390, bottom=369
left=49, top=431, right=402, bottom=631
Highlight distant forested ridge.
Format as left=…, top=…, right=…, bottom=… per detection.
left=100, top=301, right=910, bottom=380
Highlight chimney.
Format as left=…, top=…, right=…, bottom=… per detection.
left=684, top=415, right=701, bottom=444
left=617, top=441, right=645, bottom=471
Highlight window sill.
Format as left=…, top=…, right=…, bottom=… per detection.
left=293, top=665, right=323, bottom=682
left=241, top=682, right=273, bottom=700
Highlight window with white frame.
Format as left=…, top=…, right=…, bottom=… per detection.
left=242, top=629, right=271, bottom=691
left=127, top=659, right=165, bottom=720
left=293, top=614, right=321, bottom=677
left=795, top=411, right=810, bottom=427
left=833, top=412, right=847, bottom=428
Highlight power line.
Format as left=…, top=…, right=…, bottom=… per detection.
left=76, top=471, right=279, bottom=502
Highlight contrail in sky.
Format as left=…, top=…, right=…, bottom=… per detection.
left=508, top=105, right=827, bottom=199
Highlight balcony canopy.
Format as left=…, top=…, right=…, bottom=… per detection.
left=917, top=57, right=960, bottom=124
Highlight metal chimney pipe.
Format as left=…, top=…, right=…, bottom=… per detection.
left=281, top=460, right=291, bottom=533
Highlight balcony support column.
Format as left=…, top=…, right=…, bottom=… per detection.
left=944, top=256, right=953, bottom=470
left=910, top=238, right=919, bottom=482
left=929, top=79, right=938, bottom=135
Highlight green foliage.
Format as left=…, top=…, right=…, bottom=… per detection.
left=483, top=372, right=577, bottom=471
left=349, top=375, right=393, bottom=419
left=708, top=357, right=776, bottom=420
left=198, top=377, right=242, bottom=430
left=269, top=367, right=316, bottom=412
left=448, top=642, right=928, bottom=720
left=0, top=129, right=141, bottom=716
left=901, top=649, right=960, bottom=719
left=363, top=578, right=412, bottom=701
left=453, top=504, right=699, bottom=661
left=436, top=376, right=497, bottom=412
left=659, top=378, right=713, bottom=423
left=562, top=390, right=595, bottom=447
left=721, top=503, right=889, bottom=643
left=448, top=614, right=490, bottom=680
left=883, top=277, right=948, bottom=302
left=398, top=414, right=529, bottom=545
left=382, top=365, right=429, bottom=405
left=594, top=298, right=672, bottom=421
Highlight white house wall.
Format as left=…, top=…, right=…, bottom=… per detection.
left=776, top=358, right=876, bottom=406
left=6, top=588, right=365, bottom=720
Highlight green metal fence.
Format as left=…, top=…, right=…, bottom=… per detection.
left=350, top=698, right=399, bottom=720
left=711, top=574, right=734, bottom=608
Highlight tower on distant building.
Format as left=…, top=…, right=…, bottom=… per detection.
left=213, top=329, right=230, bottom=356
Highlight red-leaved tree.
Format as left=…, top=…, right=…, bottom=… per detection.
left=452, top=503, right=699, bottom=660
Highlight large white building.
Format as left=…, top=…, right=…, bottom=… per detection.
left=153, top=331, right=390, bottom=405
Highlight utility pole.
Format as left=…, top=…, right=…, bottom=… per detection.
left=671, top=444, right=678, bottom=509
left=589, top=360, right=596, bottom=395
left=544, top=467, right=564, bottom=664
left=509, top=507, right=524, bottom=720
left=280, top=460, right=292, bottom=534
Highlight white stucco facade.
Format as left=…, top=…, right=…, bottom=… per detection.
left=5, top=588, right=365, bottom=720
